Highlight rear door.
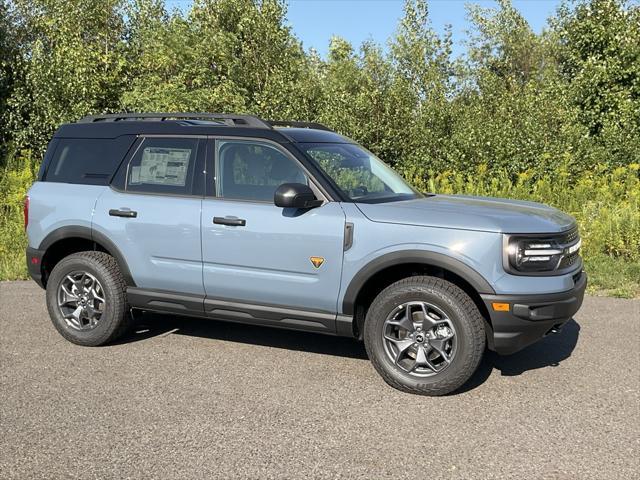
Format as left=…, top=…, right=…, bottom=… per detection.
left=93, top=136, right=205, bottom=296
left=200, top=138, right=346, bottom=332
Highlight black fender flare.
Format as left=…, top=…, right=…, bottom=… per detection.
left=341, top=250, right=495, bottom=315
left=38, top=226, right=136, bottom=287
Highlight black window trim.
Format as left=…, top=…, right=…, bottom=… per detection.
left=205, top=135, right=332, bottom=205
left=106, top=134, right=345, bottom=203
left=110, top=135, right=206, bottom=199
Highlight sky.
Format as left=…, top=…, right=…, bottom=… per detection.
left=286, top=0, right=562, bottom=58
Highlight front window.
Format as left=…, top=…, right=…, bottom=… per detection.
left=217, top=140, right=308, bottom=202
left=299, top=143, right=421, bottom=203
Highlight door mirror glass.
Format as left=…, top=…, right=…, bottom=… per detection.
left=274, top=183, right=322, bottom=209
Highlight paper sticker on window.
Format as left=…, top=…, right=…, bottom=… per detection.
left=130, top=166, right=141, bottom=184
left=137, top=147, right=191, bottom=186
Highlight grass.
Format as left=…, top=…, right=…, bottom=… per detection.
left=0, top=157, right=33, bottom=281
left=1, top=159, right=639, bottom=298
left=584, top=255, right=640, bottom=298
left=0, top=206, right=27, bottom=281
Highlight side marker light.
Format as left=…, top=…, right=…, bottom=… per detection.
left=492, top=302, right=510, bottom=312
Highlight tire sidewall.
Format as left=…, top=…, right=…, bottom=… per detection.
left=365, top=280, right=483, bottom=393
left=46, top=254, right=124, bottom=346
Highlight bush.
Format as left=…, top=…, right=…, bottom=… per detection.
left=0, top=152, right=35, bottom=280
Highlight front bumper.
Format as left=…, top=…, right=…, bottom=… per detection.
left=26, top=246, right=45, bottom=288
left=481, top=271, right=587, bottom=355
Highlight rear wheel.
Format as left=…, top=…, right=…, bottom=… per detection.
left=364, top=276, right=485, bottom=396
left=45, top=251, right=131, bottom=346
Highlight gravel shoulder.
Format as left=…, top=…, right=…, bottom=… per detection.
left=1, top=281, right=639, bottom=479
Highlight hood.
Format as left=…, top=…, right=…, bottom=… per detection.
left=356, top=194, right=576, bottom=234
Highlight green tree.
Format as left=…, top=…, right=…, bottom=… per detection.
left=7, top=0, right=128, bottom=160
left=388, top=0, right=454, bottom=173
left=191, top=0, right=318, bottom=119
left=466, top=0, right=548, bottom=86
left=553, top=0, right=640, bottom=164
left=123, top=0, right=236, bottom=112
left=316, top=0, right=456, bottom=175
left=391, top=0, right=452, bottom=101
left=123, top=0, right=317, bottom=119
left=0, top=0, right=18, bottom=160
left=441, top=0, right=589, bottom=175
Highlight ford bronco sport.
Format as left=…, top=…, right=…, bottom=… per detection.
left=25, top=113, right=586, bottom=395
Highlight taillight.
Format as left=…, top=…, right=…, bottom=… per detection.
left=24, top=196, right=29, bottom=230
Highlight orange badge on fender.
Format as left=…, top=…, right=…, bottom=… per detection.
left=310, top=256, right=325, bottom=269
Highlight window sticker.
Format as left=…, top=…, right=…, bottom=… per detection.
left=130, top=166, right=141, bottom=184
left=136, top=147, right=191, bottom=186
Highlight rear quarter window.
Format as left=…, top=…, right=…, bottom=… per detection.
left=45, top=136, right=136, bottom=185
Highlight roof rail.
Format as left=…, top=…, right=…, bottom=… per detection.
left=78, top=112, right=272, bottom=129
left=268, top=120, right=333, bottom=132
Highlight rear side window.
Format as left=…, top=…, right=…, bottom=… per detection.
left=125, top=137, right=198, bottom=195
left=45, top=136, right=135, bottom=185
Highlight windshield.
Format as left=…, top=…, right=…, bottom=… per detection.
left=299, top=143, right=422, bottom=203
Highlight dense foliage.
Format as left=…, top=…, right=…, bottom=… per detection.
left=0, top=0, right=638, bottom=296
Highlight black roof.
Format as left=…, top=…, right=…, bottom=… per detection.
left=279, top=128, right=354, bottom=144
left=54, top=113, right=354, bottom=144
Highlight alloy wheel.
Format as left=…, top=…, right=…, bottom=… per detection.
left=57, top=271, right=105, bottom=331
left=382, top=301, right=457, bottom=377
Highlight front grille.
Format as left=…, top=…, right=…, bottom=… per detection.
left=556, top=227, right=581, bottom=271
left=559, top=227, right=579, bottom=245
left=559, top=251, right=579, bottom=269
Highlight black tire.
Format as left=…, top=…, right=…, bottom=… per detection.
left=364, top=276, right=485, bottom=396
left=45, top=251, right=131, bottom=346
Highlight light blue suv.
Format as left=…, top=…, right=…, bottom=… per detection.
left=25, top=113, right=586, bottom=395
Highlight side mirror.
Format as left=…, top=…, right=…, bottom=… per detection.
left=274, top=183, right=323, bottom=209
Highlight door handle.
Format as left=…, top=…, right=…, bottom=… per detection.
left=213, top=216, right=246, bottom=227
left=109, top=209, right=137, bottom=218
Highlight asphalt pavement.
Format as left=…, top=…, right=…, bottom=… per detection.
left=1, top=280, right=638, bottom=479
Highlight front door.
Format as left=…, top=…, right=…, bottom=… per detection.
left=200, top=138, right=346, bottom=332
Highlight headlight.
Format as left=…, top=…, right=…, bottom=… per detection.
left=504, top=228, right=582, bottom=275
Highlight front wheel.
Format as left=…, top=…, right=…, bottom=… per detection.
left=364, top=276, right=486, bottom=396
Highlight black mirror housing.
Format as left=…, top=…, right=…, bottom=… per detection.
left=274, top=183, right=322, bottom=209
